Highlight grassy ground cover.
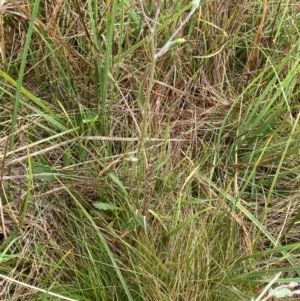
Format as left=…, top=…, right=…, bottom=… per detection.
left=1, top=0, right=300, bottom=300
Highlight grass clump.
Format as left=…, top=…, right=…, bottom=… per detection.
left=1, top=0, right=300, bottom=300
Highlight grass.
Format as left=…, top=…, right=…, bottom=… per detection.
left=1, top=0, right=300, bottom=300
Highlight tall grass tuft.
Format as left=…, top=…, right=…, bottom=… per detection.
left=0, top=0, right=300, bottom=300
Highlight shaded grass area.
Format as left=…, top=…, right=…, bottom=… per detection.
left=1, top=0, right=300, bottom=300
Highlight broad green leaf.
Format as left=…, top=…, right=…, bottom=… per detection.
left=93, top=202, right=122, bottom=211
left=108, top=172, right=128, bottom=196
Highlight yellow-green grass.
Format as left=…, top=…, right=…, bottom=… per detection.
left=1, top=0, right=300, bottom=300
